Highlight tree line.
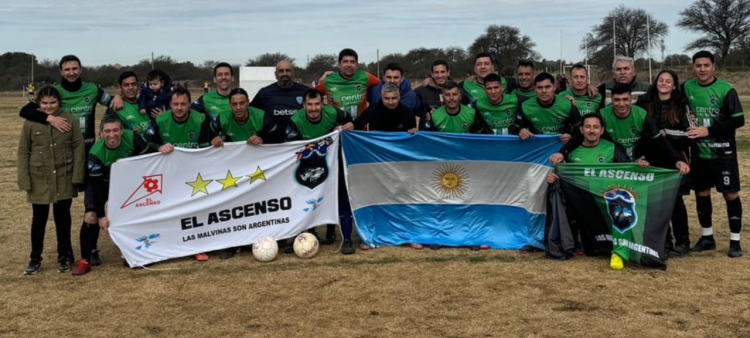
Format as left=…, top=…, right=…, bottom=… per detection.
left=2, top=0, right=749, bottom=91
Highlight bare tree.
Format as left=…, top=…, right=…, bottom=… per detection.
left=677, top=0, right=750, bottom=64
left=245, top=53, right=294, bottom=67
left=468, top=25, right=539, bottom=74
left=581, top=6, right=668, bottom=68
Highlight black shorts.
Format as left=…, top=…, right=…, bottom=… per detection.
left=691, top=156, right=741, bottom=193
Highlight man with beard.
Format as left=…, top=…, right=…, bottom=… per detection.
left=511, top=60, right=537, bottom=102
left=682, top=51, right=746, bottom=258
left=20, top=55, right=124, bottom=267
left=251, top=60, right=309, bottom=132
left=516, top=72, right=581, bottom=144
left=598, top=56, right=650, bottom=105
left=286, top=89, right=356, bottom=254
left=470, top=74, right=519, bottom=135
left=314, top=48, right=380, bottom=120
left=192, top=62, right=234, bottom=122
left=72, top=115, right=149, bottom=275
left=460, top=53, right=517, bottom=103
left=559, top=64, right=604, bottom=117
left=427, top=81, right=490, bottom=135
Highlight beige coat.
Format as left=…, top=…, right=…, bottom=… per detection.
left=17, top=110, right=85, bottom=204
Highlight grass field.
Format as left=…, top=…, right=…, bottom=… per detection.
left=1, top=95, right=749, bottom=338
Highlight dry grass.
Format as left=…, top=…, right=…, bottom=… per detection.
left=1, top=96, right=749, bottom=338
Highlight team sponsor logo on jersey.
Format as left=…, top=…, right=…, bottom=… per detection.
left=505, top=110, right=513, bottom=116
left=462, top=123, right=468, bottom=130
left=188, top=131, right=196, bottom=140
left=710, top=96, right=718, bottom=105
left=603, top=187, right=638, bottom=234
left=121, top=174, right=164, bottom=209
left=555, top=117, right=563, bottom=123
left=294, top=137, right=333, bottom=189
left=586, top=101, right=593, bottom=108
left=84, top=96, right=91, bottom=103
left=631, top=127, right=638, bottom=135
left=355, top=84, right=362, bottom=91
left=598, top=155, right=605, bottom=163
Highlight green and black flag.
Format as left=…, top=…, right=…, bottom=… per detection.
left=555, top=163, right=682, bottom=269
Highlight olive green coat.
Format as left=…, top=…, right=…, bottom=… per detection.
left=17, top=110, right=85, bottom=204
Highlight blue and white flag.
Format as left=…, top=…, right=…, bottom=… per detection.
left=342, top=131, right=561, bottom=249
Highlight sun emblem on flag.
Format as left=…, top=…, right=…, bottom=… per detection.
left=431, top=164, right=469, bottom=199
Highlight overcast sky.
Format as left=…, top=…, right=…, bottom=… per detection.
left=2, top=0, right=699, bottom=68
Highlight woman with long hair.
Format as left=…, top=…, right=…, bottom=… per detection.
left=17, top=87, right=85, bottom=274
left=636, top=70, right=692, bottom=258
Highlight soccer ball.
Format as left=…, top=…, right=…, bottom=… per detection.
left=252, top=236, right=278, bottom=262
left=293, top=233, right=319, bottom=258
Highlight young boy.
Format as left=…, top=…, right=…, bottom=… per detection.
left=138, top=69, right=173, bottom=118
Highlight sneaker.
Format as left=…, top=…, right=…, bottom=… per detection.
left=90, top=250, right=102, bottom=266
left=410, top=243, right=424, bottom=250
left=610, top=254, right=624, bottom=270
left=480, top=245, right=490, bottom=250
left=468, top=245, right=481, bottom=251
left=195, top=253, right=209, bottom=261
left=429, top=244, right=442, bottom=251
left=284, top=245, right=295, bottom=254
left=728, top=241, right=743, bottom=258
left=691, top=236, right=716, bottom=252
left=519, top=245, right=541, bottom=253
left=58, top=259, right=71, bottom=273
left=219, top=248, right=237, bottom=259
left=342, top=239, right=355, bottom=255
left=321, top=235, right=336, bottom=245
left=359, top=243, right=370, bottom=251
left=668, top=244, right=691, bottom=258
left=72, top=259, right=91, bottom=276
left=24, top=259, right=42, bottom=275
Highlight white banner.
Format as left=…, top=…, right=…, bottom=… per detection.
left=108, top=132, right=340, bottom=267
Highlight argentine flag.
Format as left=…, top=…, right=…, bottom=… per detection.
left=342, top=131, right=561, bottom=249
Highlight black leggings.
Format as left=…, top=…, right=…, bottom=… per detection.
left=667, top=196, right=690, bottom=247
left=30, top=199, right=73, bottom=262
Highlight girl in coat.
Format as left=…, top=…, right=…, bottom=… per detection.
left=17, top=87, right=85, bottom=275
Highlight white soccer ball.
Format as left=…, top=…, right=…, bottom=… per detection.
left=293, top=232, right=319, bottom=258
left=252, top=236, right=278, bottom=262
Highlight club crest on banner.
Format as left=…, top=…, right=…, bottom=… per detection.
left=122, top=174, right=164, bottom=208
left=603, top=187, right=638, bottom=234
left=295, top=137, right=333, bottom=189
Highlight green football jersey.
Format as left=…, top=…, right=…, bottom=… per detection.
left=155, top=110, right=209, bottom=149
left=215, top=107, right=276, bottom=142
left=559, top=90, right=603, bottom=116
left=55, top=82, right=100, bottom=143
left=471, top=94, right=518, bottom=135
left=568, top=140, right=617, bottom=164
left=112, top=101, right=152, bottom=137
left=431, top=105, right=476, bottom=134
left=518, top=97, right=580, bottom=135
left=462, top=78, right=512, bottom=103
left=512, top=88, right=537, bottom=101
left=195, top=91, right=231, bottom=122
left=315, top=71, right=379, bottom=119
left=600, top=105, right=658, bottom=161
left=288, top=106, right=345, bottom=140
left=683, top=78, right=744, bottom=159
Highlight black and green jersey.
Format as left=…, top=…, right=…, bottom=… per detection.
left=567, top=139, right=628, bottom=164
left=517, top=97, right=581, bottom=135
left=461, top=77, right=517, bottom=103
left=286, top=106, right=351, bottom=141
left=211, top=107, right=278, bottom=143
left=87, top=129, right=149, bottom=217
left=559, top=90, right=603, bottom=116
left=429, top=105, right=490, bottom=134
left=512, top=88, right=537, bottom=102
left=470, top=94, right=519, bottom=135
left=152, top=110, right=212, bottom=149
left=600, top=105, right=661, bottom=161
left=682, top=78, right=745, bottom=159
left=55, top=82, right=111, bottom=145
left=192, top=90, right=231, bottom=122
left=106, top=101, right=153, bottom=139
